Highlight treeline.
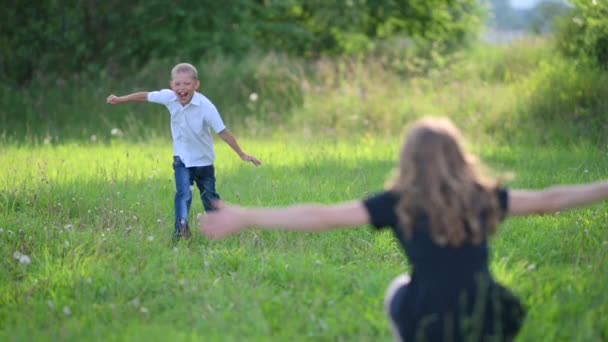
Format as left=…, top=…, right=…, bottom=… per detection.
left=1, top=0, right=483, bottom=84
left=1, top=1, right=606, bottom=86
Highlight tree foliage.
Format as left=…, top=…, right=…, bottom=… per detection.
left=556, top=0, right=608, bottom=67
left=0, top=0, right=484, bottom=84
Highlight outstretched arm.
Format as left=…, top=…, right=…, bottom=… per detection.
left=200, top=200, right=370, bottom=239
left=217, top=129, right=261, bottom=166
left=508, top=180, right=608, bottom=216
left=106, top=92, right=149, bottom=104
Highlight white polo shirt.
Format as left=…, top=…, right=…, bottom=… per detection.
left=147, top=89, right=226, bottom=167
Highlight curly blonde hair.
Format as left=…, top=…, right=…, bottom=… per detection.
left=388, top=117, right=502, bottom=247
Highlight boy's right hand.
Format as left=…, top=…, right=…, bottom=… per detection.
left=106, top=94, right=122, bottom=104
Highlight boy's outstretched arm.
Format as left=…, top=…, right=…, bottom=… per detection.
left=217, top=129, right=261, bottom=166
left=106, top=92, right=149, bottom=104
left=200, top=200, right=370, bottom=239
left=508, top=180, right=608, bottom=216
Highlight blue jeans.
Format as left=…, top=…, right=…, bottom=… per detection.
left=173, top=156, right=220, bottom=232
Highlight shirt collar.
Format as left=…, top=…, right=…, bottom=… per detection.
left=188, top=92, right=203, bottom=106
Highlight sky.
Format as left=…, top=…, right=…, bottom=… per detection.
left=510, top=0, right=541, bottom=9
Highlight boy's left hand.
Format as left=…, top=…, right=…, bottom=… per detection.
left=241, top=154, right=261, bottom=166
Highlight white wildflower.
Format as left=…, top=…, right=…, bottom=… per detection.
left=110, top=128, right=123, bottom=136
left=19, top=254, right=31, bottom=265
left=64, top=224, right=73, bottom=230
left=249, top=92, right=258, bottom=102
left=131, top=297, right=141, bottom=308
left=90, top=134, right=98, bottom=142
left=147, top=236, right=155, bottom=242
left=63, top=306, right=72, bottom=316
left=140, top=306, right=149, bottom=314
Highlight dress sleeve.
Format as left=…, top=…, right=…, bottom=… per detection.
left=362, top=191, right=399, bottom=230
left=497, top=187, right=509, bottom=219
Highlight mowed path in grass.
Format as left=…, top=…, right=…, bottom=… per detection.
left=1, top=137, right=607, bottom=341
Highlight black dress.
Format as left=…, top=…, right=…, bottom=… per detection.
left=363, top=188, right=525, bottom=342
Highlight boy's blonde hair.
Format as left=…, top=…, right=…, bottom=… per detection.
left=171, top=63, right=198, bottom=80
left=388, top=117, right=502, bottom=247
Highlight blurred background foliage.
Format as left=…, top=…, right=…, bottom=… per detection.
left=0, top=0, right=483, bottom=84
left=555, top=0, right=608, bottom=67
left=0, top=0, right=606, bottom=145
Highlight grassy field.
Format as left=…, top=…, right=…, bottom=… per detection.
left=1, top=137, right=607, bottom=341
left=1, top=38, right=608, bottom=341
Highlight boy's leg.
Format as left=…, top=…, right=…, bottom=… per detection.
left=173, top=156, right=193, bottom=238
left=384, top=274, right=410, bottom=342
left=192, top=164, right=221, bottom=212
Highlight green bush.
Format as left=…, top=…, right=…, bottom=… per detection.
left=556, top=0, right=608, bottom=67
left=515, top=56, right=608, bottom=145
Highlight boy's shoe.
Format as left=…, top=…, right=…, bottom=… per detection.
left=175, top=218, right=191, bottom=240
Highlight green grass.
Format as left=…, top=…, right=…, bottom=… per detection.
left=1, top=138, right=607, bottom=341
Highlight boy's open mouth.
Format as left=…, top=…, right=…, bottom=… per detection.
left=177, top=91, right=190, bottom=101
